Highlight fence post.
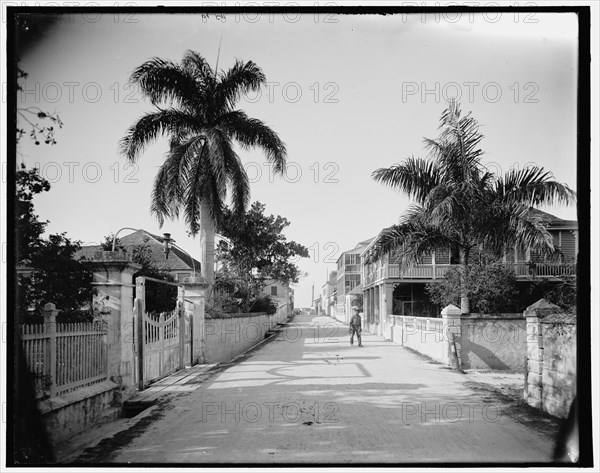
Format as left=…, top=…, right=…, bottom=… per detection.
left=178, top=286, right=185, bottom=370
left=135, top=276, right=145, bottom=391
left=442, top=304, right=462, bottom=370
left=43, top=302, right=59, bottom=398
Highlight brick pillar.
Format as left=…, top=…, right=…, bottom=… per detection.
left=441, top=304, right=462, bottom=369
left=524, top=298, right=561, bottom=409
left=84, top=252, right=142, bottom=401
left=183, top=276, right=209, bottom=365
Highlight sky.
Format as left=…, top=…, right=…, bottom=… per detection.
left=9, top=7, right=585, bottom=308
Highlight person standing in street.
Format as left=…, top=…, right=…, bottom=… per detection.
left=349, top=306, right=362, bottom=347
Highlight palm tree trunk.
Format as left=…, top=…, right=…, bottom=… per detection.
left=460, top=247, right=470, bottom=314
left=199, top=201, right=215, bottom=287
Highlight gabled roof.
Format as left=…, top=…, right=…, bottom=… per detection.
left=360, top=228, right=391, bottom=257
left=527, top=208, right=578, bottom=229
left=76, top=230, right=201, bottom=273
left=339, top=236, right=376, bottom=259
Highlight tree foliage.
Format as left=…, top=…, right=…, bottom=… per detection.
left=16, top=163, right=50, bottom=263
left=20, top=234, right=95, bottom=318
left=215, top=201, right=308, bottom=312
left=523, top=275, right=577, bottom=314
left=17, top=68, right=63, bottom=146
left=426, top=263, right=520, bottom=314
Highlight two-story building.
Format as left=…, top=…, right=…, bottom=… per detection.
left=361, top=210, right=578, bottom=339
left=334, top=237, right=374, bottom=323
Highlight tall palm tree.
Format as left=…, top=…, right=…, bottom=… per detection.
left=367, top=100, right=576, bottom=313
left=120, top=50, right=287, bottom=286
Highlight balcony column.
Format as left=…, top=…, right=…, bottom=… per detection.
left=382, top=283, right=394, bottom=340
left=369, top=288, right=375, bottom=326
left=365, top=288, right=370, bottom=325
left=369, top=287, right=373, bottom=326
left=374, top=285, right=380, bottom=334
left=432, top=251, right=437, bottom=279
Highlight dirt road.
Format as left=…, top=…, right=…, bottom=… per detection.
left=73, top=314, right=561, bottom=465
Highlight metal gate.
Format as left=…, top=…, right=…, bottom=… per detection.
left=134, top=276, right=192, bottom=390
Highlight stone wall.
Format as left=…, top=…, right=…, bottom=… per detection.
left=460, top=314, right=526, bottom=371
left=392, top=315, right=446, bottom=364
left=525, top=299, right=576, bottom=419
left=390, top=307, right=527, bottom=372
left=272, top=303, right=291, bottom=325
left=39, top=381, right=120, bottom=446
left=204, top=313, right=273, bottom=363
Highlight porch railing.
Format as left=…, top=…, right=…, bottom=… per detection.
left=364, top=262, right=575, bottom=285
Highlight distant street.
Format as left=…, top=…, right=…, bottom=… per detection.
left=75, top=315, right=561, bottom=464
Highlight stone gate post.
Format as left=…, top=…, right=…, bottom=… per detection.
left=84, top=251, right=141, bottom=401
left=183, top=276, right=210, bottom=365
left=524, top=298, right=561, bottom=409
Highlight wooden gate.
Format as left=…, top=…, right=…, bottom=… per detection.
left=134, top=276, right=192, bottom=390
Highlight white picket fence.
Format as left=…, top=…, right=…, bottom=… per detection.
left=20, top=303, right=109, bottom=398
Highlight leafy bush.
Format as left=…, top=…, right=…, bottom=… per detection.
left=18, top=234, right=96, bottom=319
left=249, top=295, right=278, bottom=315
left=521, top=275, right=577, bottom=313
left=352, top=294, right=363, bottom=312
left=426, top=263, right=520, bottom=314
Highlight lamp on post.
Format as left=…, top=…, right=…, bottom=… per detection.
left=162, top=233, right=172, bottom=259
left=161, top=233, right=196, bottom=279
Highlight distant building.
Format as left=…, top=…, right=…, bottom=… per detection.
left=313, top=295, right=322, bottom=315
left=334, top=237, right=374, bottom=322
left=321, top=270, right=337, bottom=317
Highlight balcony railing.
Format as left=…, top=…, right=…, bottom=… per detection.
left=364, top=262, right=575, bottom=286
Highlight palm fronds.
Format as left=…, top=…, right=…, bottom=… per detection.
left=121, top=50, right=286, bottom=233
left=372, top=157, right=441, bottom=205
left=369, top=100, right=576, bottom=266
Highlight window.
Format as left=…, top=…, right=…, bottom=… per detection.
left=344, top=273, right=361, bottom=293
left=345, top=253, right=358, bottom=265
left=271, top=286, right=278, bottom=296
left=177, top=272, right=190, bottom=281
